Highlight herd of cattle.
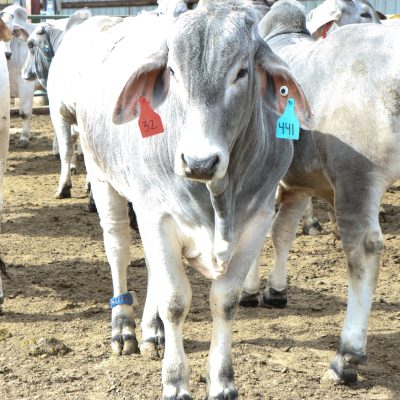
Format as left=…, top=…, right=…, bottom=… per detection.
left=0, top=0, right=399, bottom=398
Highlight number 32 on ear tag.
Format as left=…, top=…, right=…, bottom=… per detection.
left=276, top=98, right=300, bottom=140
left=138, top=97, right=164, bottom=138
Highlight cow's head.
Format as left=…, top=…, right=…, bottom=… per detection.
left=113, top=1, right=312, bottom=183
left=22, top=24, right=57, bottom=87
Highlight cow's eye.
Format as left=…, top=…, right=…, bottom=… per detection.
left=361, top=12, right=372, bottom=18
left=235, top=68, right=248, bottom=81
left=44, top=45, right=49, bottom=52
left=280, top=86, right=289, bottom=97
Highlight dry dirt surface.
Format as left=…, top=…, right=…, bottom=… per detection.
left=0, top=114, right=400, bottom=400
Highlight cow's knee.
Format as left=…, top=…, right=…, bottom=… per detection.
left=364, top=229, right=384, bottom=254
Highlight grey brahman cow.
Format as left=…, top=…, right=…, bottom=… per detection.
left=246, top=0, right=400, bottom=386
left=47, top=0, right=312, bottom=397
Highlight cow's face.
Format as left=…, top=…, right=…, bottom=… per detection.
left=113, top=3, right=312, bottom=183
left=22, top=25, right=53, bottom=87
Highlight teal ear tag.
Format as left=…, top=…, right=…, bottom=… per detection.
left=276, top=98, right=300, bottom=140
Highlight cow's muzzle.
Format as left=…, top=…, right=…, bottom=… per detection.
left=181, top=153, right=220, bottom=181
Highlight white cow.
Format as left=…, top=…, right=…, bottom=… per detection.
left=0, top=5, right=37, bottom=148
left=0, top=20, right=13, bottom=312
left=47, top=1, right=312, bottom=397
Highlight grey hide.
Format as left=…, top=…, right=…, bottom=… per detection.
left=255, top=0, right=400, bottom=386
left=47, top=1, right=313, bottom=398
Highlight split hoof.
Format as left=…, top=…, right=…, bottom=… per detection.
left=262, top=287, right=287, bottom=308
left=163, top=393, right=192, bottom=400
left=111, top=311, right=139, bottom=355
left=208, top=387, right=238, bottom=400
left=322, top=352, right=367, bottom=385
left=140, top=336, right=165, bottom=360
left=239, top=291, right=259, bottom=307
left=302, top=218, right=323, bottom=236
left=55, top=185, right=72, bottom=199
left=16, top=139, right=30, bottom=149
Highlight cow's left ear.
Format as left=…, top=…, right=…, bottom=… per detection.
left=112, top=45, right=169, bottom=125
left=0, top=19, right=12, bottom=42
left=256, top=40, right=314, bottom=130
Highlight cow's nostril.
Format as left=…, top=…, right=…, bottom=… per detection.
left=5, top=52, right=11, bottom=60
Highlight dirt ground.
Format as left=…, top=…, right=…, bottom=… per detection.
left=0, top=114, right=399, bottom=400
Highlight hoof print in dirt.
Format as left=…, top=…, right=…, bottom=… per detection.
left=239, top=291, right=259, bottom=307
left=140, top=337, right=165, bottom=360
left=262, top=287, right=287, bottom=308
left=0, top=328, right=12, bottom=341
left=29, top=337, right=72, bottom=357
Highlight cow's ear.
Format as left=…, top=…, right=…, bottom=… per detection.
left=112, top=48, right=169, bottom=125
left=376, top=10, right=387, bottom=20
left=13, top=24, right=29, bottom=41
left=306, top=2, right=341, bottom=39
left=256, top=40, right=314, bottom=130
left=0, top=19, right=12, bottom=42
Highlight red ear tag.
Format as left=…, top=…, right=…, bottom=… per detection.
left=138, top=97, right=164, bottom=138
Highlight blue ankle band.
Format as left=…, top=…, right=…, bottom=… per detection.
left=109, top=292, right=133, bottom=308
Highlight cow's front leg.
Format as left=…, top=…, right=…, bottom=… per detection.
left=207, top=276, right=241, bottom=400
left=140, top=217, right=192, bottom=399
left=89, top=174, right=139, bottom=355
left=263, top=191, right=311, bottom=307
left=323, top=183, right=384, bottom=384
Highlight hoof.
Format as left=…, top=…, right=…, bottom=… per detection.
left=208, top=388, right=238, bottom=400
left=16, top=139, right=30, bottom=149
left=53, top=153, right=60, bottom=161
left=163, top=394, right=192, bottom=400
left=70, top=167, right=77, bottom=175
left=111, top=311, right=139, bottom=355
left=322, top=351, right=367, bottom=385
left=140, top=336, right=165, bottom=360
left=302, top=218, right=323, bottom=236
left=87, top=198, right=97, bottom=213
left=55, top=185, right=72, bottom=199
left=262, top=287, right=287, bottom=308
left=239, top=291, right=259, bottom=307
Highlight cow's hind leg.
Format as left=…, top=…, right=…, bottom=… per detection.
left=16, top=80, right=34, bottom=148
left=52, top=113, right=73, bottom=199
left=323, top=182, right=385, bottom=384
left=263, top=191, right=312, bottom=307
left=301, top=197, right=323, bottom=235
left=89, top=175, right=139, bottom=355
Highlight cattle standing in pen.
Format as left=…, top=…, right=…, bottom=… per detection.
left=0, top=19, right=13, bottom=312
left=0, top=5, right=36, bottom=148
left=245, top=0, right=400, bottom=385
left=47, top=1, right=313, bottom=397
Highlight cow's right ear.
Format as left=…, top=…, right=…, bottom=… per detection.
left=0, top=19, right=12, bottom=42
left=112, top=48, right=169, bottom=125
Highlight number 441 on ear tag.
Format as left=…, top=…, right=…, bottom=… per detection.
left=138, top=97, right=164, bottom=138
left=276, top=98, right=300, bottom=140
